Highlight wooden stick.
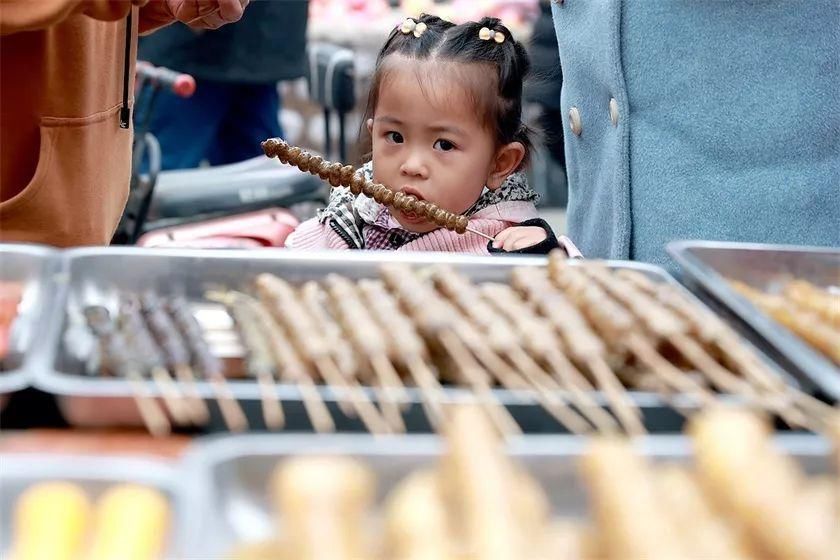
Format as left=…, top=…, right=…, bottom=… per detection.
left=466, top=227, right=495, bottom=242
left=255, top=369, right=285, bottom=430
left=298, top=281, right=359, bottom=416
left=404, top=355, right=446, bottom=430
left=140, top=292, right=211, bottom=426
left=668, top=333, right=813, bottom=429
left=323, top=274, right=411, bottom=425
left=150, top=366, right=192, bottom=426
left=173, top=364, right=211, bottom=426
left=438, top=330, right=521, bottom=437
left=125, top=369, right=171, bottom=437
left=356, top=278, right=446, bottom=429
left=379, top=264, right=520, bottom=436
left=293, top=372, right=336, bottom=434
left=371, top=353, right=408, bottom=432
left=626, top=333, right=715, bottom=406
left=315, top=357, right=391, bottom=435
left=83, top=307, right=172, bottom=436
left=506, top=347, right=592, bottom=434
left=478, top=282, right=603, bottom=434
left=585, top=356, right=646, bottom=436
left=206, top=291, right=286, bottom=431
left=207, top=376, right=248, bottom=432
left=167, top=296, right=248, bottom=432
left=618, top=269, right=829, bottom=425
left=241, top=293, right=333, bottom=433
left=542, top=350, right=620, bottom=434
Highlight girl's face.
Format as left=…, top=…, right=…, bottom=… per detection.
left=368, top=60, right=517, bottom=233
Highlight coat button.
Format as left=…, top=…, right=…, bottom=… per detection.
left=609, top=98, right=619, bottom=126
left=569, top=107, right=582, bottom=136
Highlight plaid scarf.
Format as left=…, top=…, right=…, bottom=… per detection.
left=317, top=162, right=539, bottom=250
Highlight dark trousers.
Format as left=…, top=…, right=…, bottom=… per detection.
left=141, top=80, right=284, bottom=170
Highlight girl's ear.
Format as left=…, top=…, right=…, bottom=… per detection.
left=366, top=118, right=374, bottom=134
left=486, top=141, right=526, bottom=190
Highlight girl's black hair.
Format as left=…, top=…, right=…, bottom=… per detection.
left=361, top=14, right=533, bottom=168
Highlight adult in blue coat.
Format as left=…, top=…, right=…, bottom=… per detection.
left=552, top=0, right=839, bottom=267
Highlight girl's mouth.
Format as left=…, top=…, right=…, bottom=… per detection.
left=398, top=186, right=426, bottom=223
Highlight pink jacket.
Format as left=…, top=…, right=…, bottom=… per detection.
left=286, top=200, right=540, bottom=255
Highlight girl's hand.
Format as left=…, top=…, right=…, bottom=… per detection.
left=491, top=226, right=548, bottom=252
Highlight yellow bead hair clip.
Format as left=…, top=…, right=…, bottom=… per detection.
left=479, top=26, right=505, bottom=43
left=400, top=18, right=428, bottom=38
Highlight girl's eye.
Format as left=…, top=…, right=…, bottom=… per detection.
left=434, top=139, right=456, bottom=152
left=385, top=131, right=404, bottom=144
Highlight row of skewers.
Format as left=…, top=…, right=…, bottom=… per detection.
left=731, top=278, right=840, bottom=365
left=229, top=405, right=840, bottom=560
left=76, top=253, right=835, bottom=437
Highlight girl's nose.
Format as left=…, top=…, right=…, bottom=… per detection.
left=399, top=152, right=428, bottom=179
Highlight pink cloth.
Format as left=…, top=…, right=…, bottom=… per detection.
left=286, top=201, right=540, bottom=255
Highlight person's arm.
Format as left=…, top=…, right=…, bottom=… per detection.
left=0, top=0, right=247, bottom=37
left=0, top=0, right=139, bottom=36
left=138, top=0, right=248, bottom=35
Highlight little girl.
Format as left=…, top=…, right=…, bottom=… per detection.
left=287, top=14, right=580, bottom=256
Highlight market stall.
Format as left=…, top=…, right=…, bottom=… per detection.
left=1, top=2, right=838, bottom=554
left=1, top=232, right=839, bottom=558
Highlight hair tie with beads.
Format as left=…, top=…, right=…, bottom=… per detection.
left=399, top=18, right=427, bottom=38
left=478, top=26, right=505, bottom=43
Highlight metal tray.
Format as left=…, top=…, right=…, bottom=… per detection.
left=38, top=247, right=788, bottom=433
left=0, top=243, right=57, bottom=395
left=0, top=452, right=188, bottom=559
left=179, top=432, right=833, bottom=558
left=669, top=241, right=840, bottom=400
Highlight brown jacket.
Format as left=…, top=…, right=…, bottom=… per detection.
left=0, top=0, right=177, bottom=247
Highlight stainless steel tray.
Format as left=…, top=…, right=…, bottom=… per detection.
left=0, top=452, right=188, bottom=559
left=0, top=243, right=57, bottom=395
left=179, top=432, right=833, bottom=558
left=669, top=240, right=840, bottom=400
left=38, top=247, right=789, bottom=432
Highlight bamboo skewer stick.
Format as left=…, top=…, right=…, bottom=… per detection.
left=245, top=287, right=334, bottom=432
left=118, top=296, right=193, bottom=426
left=437, top=329, right=521, bottom=437
left=241, top=294, right=336, bottom=433
left=139, top=292, right=210, bottom=425
left=357, top=279, right=447, bottom=429
left=167, top=296, right=248, bottom=432
left=148, top=366, right=192, bottom=426
left=83, top=306, right=171, bottom=437
left=541, top=262, right=648, bottom=435
left=595, top=267, right=819, bottom=427
left=299, top=282, right=359, bottom=416
left=256, top=274, right=389, bottom=434
left=481, top=284, right=615, bottom=432
left=123, top=370, right=172, bottom=437
left=581, top=265, right=716, bottom=406
left=509, top=268, right=624, bottom=434
left=380, top=264, right=521, bottom=436
left=325, top=274, right=410, bottom=432
left=208, top=291, right=286, bottom=430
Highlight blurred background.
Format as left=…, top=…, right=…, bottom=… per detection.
left=134, top=0, right=567, bottom=239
